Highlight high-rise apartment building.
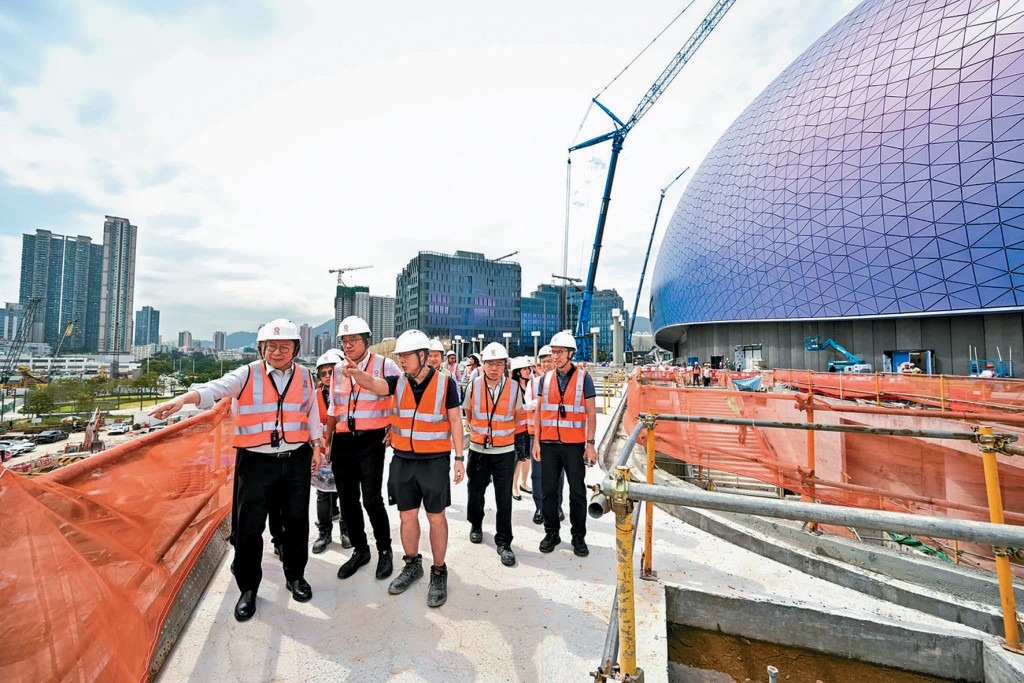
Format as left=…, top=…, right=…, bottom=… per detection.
left=299, top=324, right=313, bottom=354
left=213, top=331, right=227, bottom=351
left=0, top=302, right=26, bottom=340
left=335, top=286, right=396, bottom=342
left=133, top=306, right=160, bottom=346
left=395, top=251, right=521, bottom=348
left=97, top=216, right=138, bottom=353
left=178, top=330, right=193, bottom=348
left=18, top=229, right=103, bottom=350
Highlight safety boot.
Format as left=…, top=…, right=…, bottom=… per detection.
left=388, top=554, right=424, bottom=595
left=311, top=530, right=331, bottom=554
left=427, top=564, right=448, bottom=607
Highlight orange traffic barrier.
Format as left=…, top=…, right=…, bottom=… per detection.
left=0, top=400, right=235, bottom=682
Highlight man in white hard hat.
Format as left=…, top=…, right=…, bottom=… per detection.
left=427, top=338, right=446, bottom=372
left=463, top=342, right=523, bottom=567
left=326, top=316, right=400, bottom=583
left=150, top=319, right=322, bottom=621
left=532, top=331, right=597, bottom=557
left=342, top=329, right=464, bottom=607
left=524, top=345, right=564, bottom=525
left=312, top=350, right=351, bottom=555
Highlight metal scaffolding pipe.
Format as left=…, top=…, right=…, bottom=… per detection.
left=655, top=413, right=1015, bottom=443
left=599, top=480, right=1024, bottom=548
left=613, top=422, right=645, bottom=469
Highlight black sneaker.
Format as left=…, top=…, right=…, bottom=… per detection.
left=311, top=531, right=331, bottom=555
left=469, top=526, right=483, bottom=544
left=336, top=549, right=371, bottom=579
left=376, top=550, right=394, bottom=580
left=532, top=510, right=543, bottom=525
left=539, top=533, right=561, bottom=553
left=572, top=535, right=589, bottom=557
left=427, top=564, right=448, bottom=607
left=388, top=554, right=424, bottom=595
left=497, top=545, right=516, bottom=567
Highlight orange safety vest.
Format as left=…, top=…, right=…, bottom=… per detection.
left=233, top=360, right=314, bottom=449
left=538, top=366, right=588, bottom=443
left=525, top=376, right=539, bottom=436
left=444, top=361, right=462, bottom=382
left=390, top=370, right=451, bottom=454
left=514, top=379, right=529, bottom=435
left=317, top=387, right=329, bottom=425
left=467, top=375, right=520, bottom=447
left=331, top=353, right=392, bottom=432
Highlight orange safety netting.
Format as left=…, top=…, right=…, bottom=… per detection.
left=0, top=401, right=235, bottom=683
left=624, top=379, right=1024, bottom=569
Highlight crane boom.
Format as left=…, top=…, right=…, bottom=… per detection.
left=567, top=0, right=737, bottom=359
left=328, top=265, right=373, bottom=286
left=0, top=298, right=41, bottom=386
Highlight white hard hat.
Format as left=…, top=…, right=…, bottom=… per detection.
left=395, top=329, right=431, bottom=353
left=430, top=338, right=445, bottom=353
left=550, top=331, right=577, bottom=351
left=510, top=356, right=533, bottom=371
left=538, top=345, right=552, bottom=358
left=257, top=319, right=300, bottom=342
left=338, top=316, right=371, bottom=337
left=481, top=342, right=509, bottom=361
left=446, top=349, right=457, bottom=358
left=317, top=350, right=344, bottom=368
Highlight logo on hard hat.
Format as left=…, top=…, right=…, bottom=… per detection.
left=274, top=326, right=281, bottom=334
left=343, top=324, right=349, bottom=331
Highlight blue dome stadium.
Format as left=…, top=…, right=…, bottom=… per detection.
left=651, top=0, right=1024, bottom=336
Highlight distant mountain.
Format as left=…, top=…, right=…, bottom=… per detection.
left=226, top=331, right=257, bottom=349
left=312, top=318, right=333, bottom=338
left=632, top=316, right=652, bottom=334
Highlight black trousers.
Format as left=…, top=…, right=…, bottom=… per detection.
left=315, top=491, right=345, bottom=535
left=233, top=444, right=313, bottom=592
left=540, top=441, right=588, bottom=539
left=230, top=455, right=284, bottom=546
left=466, top=447, right=516, bottom=547
left=331, top=429, right=391, bottom=553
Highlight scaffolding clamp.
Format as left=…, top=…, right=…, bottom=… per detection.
left=642, top=410, right=657, bottom=431
left=612, top=465, right=633, bottom=517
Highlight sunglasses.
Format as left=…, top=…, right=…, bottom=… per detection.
left=318, top=369, right=333, bottom=378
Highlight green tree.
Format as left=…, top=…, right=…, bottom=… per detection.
left=24, top=387, right=56, bottom=417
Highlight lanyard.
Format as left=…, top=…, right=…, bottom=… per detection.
left=347, top=352, right=371, bottom=423
left=265, top=361, right=296, bottom=437
left=481, top=375, right=505, bottom=440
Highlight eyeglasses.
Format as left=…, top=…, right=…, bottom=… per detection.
left=318, top=369, right=333, bottom=378
left=264, top=343, right=294, bottom=354
left=340, top=336, right=364, bottom=347
left=550, top=349, right=570, bottom=356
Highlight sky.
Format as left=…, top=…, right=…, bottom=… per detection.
left=0, top=0, right=862, bottom=339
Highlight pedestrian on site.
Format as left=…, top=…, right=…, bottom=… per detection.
left=980, top=362, right=997, bottom=378
left=466, top=353, right=482, bottom=384
left=444, top=349, right=462, bottom=382
left=311, top=349, right=351, bottom=555
left=327, top=316, right=400, bottom=583
left=691, top=362, right=701, bottom=387
left=342, top=329, right=465, bottom=607
left=428, top=338, right=447, bottom=373
left=702, top=362, right=712, bottom=388
left=532, top=331, right=598, bottom=557
left=149, top=319, right=321, bottom=621
left=463, top=343, right=523, bottom=566
left=509, top=356, right=533, bottom=502
left=524, top=345, right=564, bottom=525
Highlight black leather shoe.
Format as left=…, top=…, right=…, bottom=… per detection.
left=286, top=579, right=313, bottom=602
left=497, top=545, right=516, bottom=567
left=376, top=550, right=394, bottom=580
left=558, top=509, right=565, bottom=522
left=469, top=526, right=483, bottom=544
left=312, top=531, right=331, bottom=555
left=234, top=590, right=256, bottom=622
left=532, top=510, right=543, bottom=525
left=337, top=549, right=371, bottom=579
left=539, top=533, right=561, bottom=553
left=572, top=535, right=589, bottom=557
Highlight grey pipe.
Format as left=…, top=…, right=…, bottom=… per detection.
left=613, top=421, right=645, bottom=469
left=767, top=665, right=779, bottom=683
left=599, top=480, right=1024, bottom=548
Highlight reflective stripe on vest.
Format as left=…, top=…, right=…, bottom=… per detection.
left=390, top=370, right=451, bottom=454
left=538, top=367, right=587, bottom=443
left=331, top=353, right=392, bottom=432
left=525, top=376, right=539, bottom=435
left=467, top=376, right=519, bottom=447
left=233, top=360, right=313, bottom=448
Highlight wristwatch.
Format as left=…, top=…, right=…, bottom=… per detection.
left=586, top=439, right=596, bottom=445
left=454, top=455, right=465, bottom=461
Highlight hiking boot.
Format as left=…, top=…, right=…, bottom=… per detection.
left=311, top=530, right=331, bottom=555
left=469, top=526, right=483, bottom=544
left=572, top=535, right=589, bottom=557
left=376, top=550, right=394, bottom=580
left=427, top=564, right=448, bottom=607
left=388, top=554, right=424, bottom=595
left=532, top=510, right=543, bottom=525
left=336, top=549, right=371, bottom=579
left=497, top=545, right=516, bottom=567
left=340, top=531, right=352, bottom=549
left=539, top=533, right=561, bottom=553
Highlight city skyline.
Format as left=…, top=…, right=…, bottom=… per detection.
left=0, top=1, right=859, bottom=337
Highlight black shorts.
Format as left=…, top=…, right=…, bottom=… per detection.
left=388, top=456, right=451, bottom=513
left=514, top=431, right=531, bottom=462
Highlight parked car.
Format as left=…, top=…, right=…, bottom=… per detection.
left=36, top=430, right=69, bottom=444
left=107, top=424, right=131, bottom=435
left=7, top=441, right=35, bottom=455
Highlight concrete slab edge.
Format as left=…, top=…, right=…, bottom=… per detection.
left=984, top=641, right=1024, bottom=683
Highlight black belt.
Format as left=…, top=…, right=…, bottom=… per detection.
left=338, top=428, right=386, bottom=438
left=239, top=446, right=305, bottom=459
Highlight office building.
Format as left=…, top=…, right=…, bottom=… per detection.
left=396, top=250, right=521, bottom=348
left=213, top=331, right=227, bottom=352
left=134, top=306, right=160, bottom=346
left=178, top=331, right=193, bottom=349
left=299, top=324, right=313, bottom=354
left=520, top=283, right=623, bottom=359
left=335, top=286, right=396, bottom=342
left=97, top=216, right=138, bottom=353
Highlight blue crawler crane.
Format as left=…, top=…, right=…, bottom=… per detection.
left=804, top=336, right=872, bottom=373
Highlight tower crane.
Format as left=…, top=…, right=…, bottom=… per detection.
left=53, top=319, right=78, bottom=359
left=328, top=265, right=373, bottom=287
left=0, top=298, right=42, bottom=386
left=568, top=0, right=737, bottom=359
left=627, top=166, right=689, bottom=352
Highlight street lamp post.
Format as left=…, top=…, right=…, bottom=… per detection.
left=502, top=332, right=512, bottom=354
left=531, top=330, right=540, bottom=359
left=476, top=333, right=485, bottom=354
left=453, top=335, right=463, bottom=361
left=590, top=327, right=600, bottom=364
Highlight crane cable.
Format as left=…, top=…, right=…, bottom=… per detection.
left=569, top=0, right=696, bottom=147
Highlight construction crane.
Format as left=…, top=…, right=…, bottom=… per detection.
left=329, top=265, right=373, bottom=286
left=804, top=336, right=871, bottom=373
left=627, top=166, right=690, bottom=352
left=53, top=319, right=78, bottom=359
left=568, top=0, right=737, bottom=359
left=0, top=297, right=41, bottom=386
left=552, top=274, right=583, bottom=333
left=494, top=251, right=519, bottom=262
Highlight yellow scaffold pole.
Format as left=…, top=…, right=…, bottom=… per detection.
left=612, top=465, right=643, bottom=680
left=641, top=411, right=657, bottom=580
